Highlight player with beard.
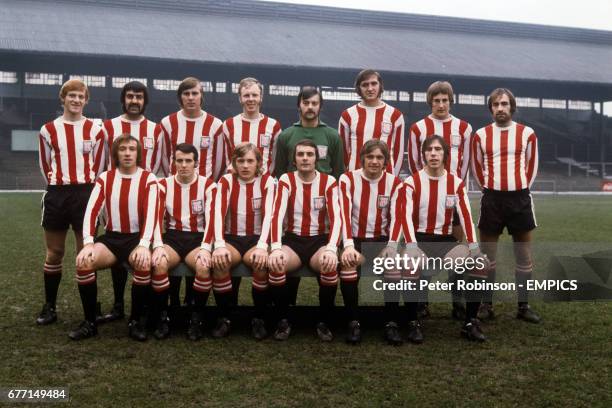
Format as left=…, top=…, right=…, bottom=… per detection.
left=472, top=88, right=540, bottom=324
left=98, top=81, right=163, bottom=324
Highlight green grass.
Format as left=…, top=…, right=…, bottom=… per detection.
left=0, top=193, right=611, bottom=407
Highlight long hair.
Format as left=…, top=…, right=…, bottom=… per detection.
left=112, top=134, right=142, bottom=168
left=232, top=142, right=263, bottom=177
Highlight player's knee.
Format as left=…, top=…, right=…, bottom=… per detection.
left=153, top=259, right=169, bottom=276
left=46, top=248, right=64, bottom=264
left=212, top=268, right=229, bottom=280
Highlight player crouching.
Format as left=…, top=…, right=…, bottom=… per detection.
left=212, top=143, right=274, bottom=339
left=150, top=143, right=216, bottom=341
left=403, top=135, right=489, bottom=342
left=71, top=134, right=158, bottom=341
left=338, top=140, right=404, bottom=344
left=268, top=139, right=341, bottom=341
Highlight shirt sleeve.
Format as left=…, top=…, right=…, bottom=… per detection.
left=338, top=112, right=351, bottom=169
left=38, top=128, right=52, bottom=184
left=152, top=179, right=166, bottom=249
left=471, top=132, right=485, bottom=191
left=138, top=176, right=158, bottom=247
left=325, top=178, right=342, bottom=252
left=257, top=175, right=276, bottom=250
left=387, top=179, right=404, bottom=247
left=456, top=179, right=477, bottom=245
left=267, top=121, right=282, bottom=175
left=92, top=126, right=106, bottom=176
left=402, top=178, right=417, bottom=244
left=151, top=124, right=164, bottom=176
left=201, top=179, right=216, bottom=252
left=459, top=123, right=473, bottom=182
left=338, top=174, right=354, bottom=248
left=270, top=176, right=290, bottom=250
left=391, top=113, right=405, bottom=176
left=526, top=131, right=539, bottom=188
left=213, top=176, right=231, bottom=250
left=82, top=176, right=106, bottom=245
left=407, top=123, right=421, bottom=176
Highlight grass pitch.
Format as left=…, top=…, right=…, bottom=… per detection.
left=0, top=193, right=611, bottom=407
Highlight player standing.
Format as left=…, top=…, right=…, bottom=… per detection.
left=36, top=79, right=104, bottom=325
left=71, top=135, right=158, bottom=341
left=471, top=88, right=540, bottom=323
left=268, top=139, right=341, bottom=341
left=223, top=77, right=281, bottom=174
left=273, top=86, right=344, bottom=179
left=339, top=69, right=405, bottom=176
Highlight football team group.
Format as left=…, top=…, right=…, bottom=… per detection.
left=35, top=69, right=540, bottom=345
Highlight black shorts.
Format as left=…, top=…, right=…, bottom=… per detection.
left=283, top=233, right=329, bottom=266
left=163, top=230, right=202, bottom=260
left=95, top=231, right=141, bottom=264
left=415, top=233, right=459, bottom=259
left=478, top=189, right=536, bottom=235
left=353, top=236, right=389, bottom=254
left=225, top=234, right=260, bottom=258
left=41, top=184, right=94, bottom=231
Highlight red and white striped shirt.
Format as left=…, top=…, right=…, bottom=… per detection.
left=471, top=122, right=538, bottom=191
left=271, top=171, right=341, bottom=251
left=102, top=115, right=163, bottom=174
left=83, top=168, right=158, bottom=248
left=39, top=117, right=105, bottom=185
left=153, top=174, right=216, bottom=251
left=338, top=102, right=405, bottom=176
left=338, top=169, right=403, bottom=248
left=403, top=169, right=476, bottom=245
left=408, top=115, right=472, bottom=180
left=214, top=173, right=275, bottom=250
left=223, top=114, right=281, bottom=174
left=159, top=110, right=225, bottom=180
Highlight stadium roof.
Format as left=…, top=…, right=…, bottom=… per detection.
left=1, top=0, right=612, bottom=87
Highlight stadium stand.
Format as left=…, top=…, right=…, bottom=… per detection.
left=0, top=0, right=611, bottom=190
